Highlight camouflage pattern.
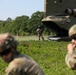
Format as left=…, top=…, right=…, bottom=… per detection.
left=65, top=25, right=76, bottom=70
left=42, top=0, right=76, bottom=37
left=0, top=33, right=45, bottom=75
left=65, top=51, right=76, bottom=70
left=36, top=25, right=44, bottom=41
left=69, top=24, right=76, bottom=37
left=5, top=54, right=45, bottom=75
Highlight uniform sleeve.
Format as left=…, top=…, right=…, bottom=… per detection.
left=65, top=53, right=76, bottom=70
left=5, top=58, right=26, bottom=75
left=5, top=68, right=24, bottom=75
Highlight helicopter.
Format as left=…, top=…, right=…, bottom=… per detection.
left=42, top=0, right=76, bottom=40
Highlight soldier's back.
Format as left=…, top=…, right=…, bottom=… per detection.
left=5, top=55, right=45, bottom=75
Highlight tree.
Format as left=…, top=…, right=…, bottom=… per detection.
left=27, top=11, right=44, bottom=35
left=12, top=15, right=29, bottom=35
left=6, top=17, right=12, bottom=22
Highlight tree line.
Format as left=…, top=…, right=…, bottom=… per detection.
left=0, top=11, right=55, bottom=36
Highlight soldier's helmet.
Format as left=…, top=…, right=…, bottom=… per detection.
left=38, top=25, right=41, bottom=28
left=69, top=24, right=76, bottom=37
left=0, top=33, right=17, bottom=52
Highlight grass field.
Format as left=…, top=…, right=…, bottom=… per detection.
left=14, top=35, right=48, bottom=41
left=0, top=36, right=76, bottom=75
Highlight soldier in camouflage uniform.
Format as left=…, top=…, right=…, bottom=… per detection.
left=65, top=24, right=76, bottom=70
left=36, top=25, right=44, bottom=41
left=0, top=33, right=45, bottom=75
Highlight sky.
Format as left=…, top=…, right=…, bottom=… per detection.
left=0, top=0, right=44, bottom=20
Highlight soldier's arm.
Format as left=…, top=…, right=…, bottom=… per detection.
left=5, top=58, right=26, bottom=75
left=67, top=43, right=76, bottom=53
left=65, top=43, right=76, bottom=70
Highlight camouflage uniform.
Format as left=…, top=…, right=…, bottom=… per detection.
left=5, top=54, right=45, bottom=75
left=65, top=24, right=76, bottom=70
left=36, top=25, right=44, bottom=41
left=65, top=49, right=76, bottom=70
left=0, top=33, right=45, bottom=75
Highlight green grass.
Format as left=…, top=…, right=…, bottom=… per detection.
left=0, top=40, right=76, bottom=75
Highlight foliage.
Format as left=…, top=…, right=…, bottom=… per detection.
left=1, top=40, right=76, bottom=75
left=0, top=11, right=53, bottom=35
left=27, top=11, right=44, bottom=35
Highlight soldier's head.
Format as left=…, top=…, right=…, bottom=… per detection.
left=0, top=33, right=18, bottom=63
left=69, top=24, right=76, bottom=40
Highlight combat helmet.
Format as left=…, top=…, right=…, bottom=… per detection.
left=0, top=33, right=17, bottom=52
left=69, top=24, right=76, bottom=37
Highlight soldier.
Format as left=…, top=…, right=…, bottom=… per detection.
left=65, top=24, right=76, bottom=70
left=36, top=25, right=44, bottom=41
left=0, top=33, right=45, bottom=75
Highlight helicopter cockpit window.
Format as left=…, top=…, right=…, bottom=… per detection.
left=59, top=0, right=62, bottom=3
